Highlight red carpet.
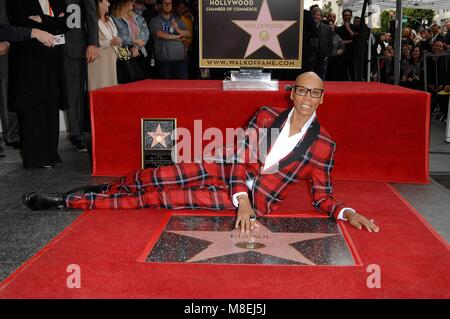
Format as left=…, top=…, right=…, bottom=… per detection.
left=1, top=181, right=448, bottom=298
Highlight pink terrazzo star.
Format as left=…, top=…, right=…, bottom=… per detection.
left=167, top=223, right=337, bottom=264
left=232, top=0, right=297, bottom=58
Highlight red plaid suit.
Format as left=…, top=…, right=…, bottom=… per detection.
left=67, top=106, right=346, bottom=219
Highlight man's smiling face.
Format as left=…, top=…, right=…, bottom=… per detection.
left=290, top=73, right=324, bottom=118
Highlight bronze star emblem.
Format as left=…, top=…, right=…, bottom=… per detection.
left=147, top=124, right=171, bottom=148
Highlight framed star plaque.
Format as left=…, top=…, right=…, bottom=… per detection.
left=141, top=118, right=177, bottom=169
left=199, top=0, right=303, bottom=69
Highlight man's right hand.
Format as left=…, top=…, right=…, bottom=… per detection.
left=235, top=195, right=258, bottom=234
left=31, top=29, right=56, bottom=47
left=86, top=45, right=100, bottom=63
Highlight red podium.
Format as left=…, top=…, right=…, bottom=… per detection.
left=90, top=80, right=430, bottom=183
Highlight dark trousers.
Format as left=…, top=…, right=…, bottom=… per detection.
left=135, top=53, right=150, bottom=79
left=5, top=111, right=20, bottom=143
left=18, top=104, right=60, bottom=169
left=313, top=58, right=328, bottom=80
left=62, top=55, right=87, bottom=143
left=0, top=54, right=20, bottom=144
left=155, top=59, right=189, bottom=79
left=326, top=56, right=343, bottom=81
left=341, top=52, right=355, bottom=81
left=438, top=94, right=449, bottom=120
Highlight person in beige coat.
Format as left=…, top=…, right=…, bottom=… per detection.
left=88, top=0, right=121, bottom=91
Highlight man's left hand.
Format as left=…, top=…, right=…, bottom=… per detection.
left=345, top=211, right=380, bottom=232
left=86, top=45, right=99, bottom=63
left=29, top=15, right=43, bottom=23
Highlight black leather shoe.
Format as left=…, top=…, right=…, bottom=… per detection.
left=73, top=140, right=88, bottom=152
left=5, top=141, right=22, bottom=149
left=23, top=192, right=66, bottom=211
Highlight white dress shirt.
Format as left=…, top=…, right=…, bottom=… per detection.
left=39, top=0, right=54, bottom=17
left=232, top=108, right=354, bottom=221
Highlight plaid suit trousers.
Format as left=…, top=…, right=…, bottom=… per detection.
left=66, top=162, right=236, bottom=211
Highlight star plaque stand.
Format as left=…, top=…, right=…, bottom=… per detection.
left=223, top=68, right=278, bottom=91
left=141, top=118, right=176, bottom=169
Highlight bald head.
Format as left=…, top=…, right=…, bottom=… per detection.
left=290, top=72, right=324, bottom=121
left=295, top=72, right=324, bottom=90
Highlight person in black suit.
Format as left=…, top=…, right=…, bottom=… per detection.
left=62, top=0, right=100, bottom=152
left=135, top=0, right=159, bottom=77
left=7, top=0, right=68, bottom=169
left=430, top=24, right=447, bottom=45
left=311, top=7, right=333, bottom=80
left=0, top=0, right=56, bottom=159
left=335, top=9, right=358, bottom=81
left=277, top=9, right=317, bottom=80
left=0, top=23, right=56, bottom=158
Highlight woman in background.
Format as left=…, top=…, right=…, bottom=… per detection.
left=7, top=0, right=67, bottom=169
left=88, top=0, right=121, bottom=91
left=111, top=0, right=149, bottom=82
left=400, top=46, right=424, bottom=91
left=378, top=47, right=394, bottom=84
left=325, top=21, right=344, bottom=81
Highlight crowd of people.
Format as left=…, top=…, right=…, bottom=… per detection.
left=0, top=0, right=449, bottom=164
left=0, top=0, right=194, bottom=164
left=374, top=21, right=449, bottom=121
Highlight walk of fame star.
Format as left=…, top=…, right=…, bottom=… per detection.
left=167, top=223, right=337, bottom=265
left=147, top=124, right=171, bottom=148
left=232, top=0, right=297, bottom=58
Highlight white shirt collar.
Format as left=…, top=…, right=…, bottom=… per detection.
left=262, top=108, right=317, bottom=172
left=284, top=107, right=317, bottom=138
left=39, top=0, right=53, bottom=16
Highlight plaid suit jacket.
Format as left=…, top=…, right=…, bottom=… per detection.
left=229, top=106, right=346, bottom=220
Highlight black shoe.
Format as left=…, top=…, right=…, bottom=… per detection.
left=71, top=139, right=88, bottom=152
left=23, top=192, right=66, bottom=211
left=5, top=141, right=22, bottom=149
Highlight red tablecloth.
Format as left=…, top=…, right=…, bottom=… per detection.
left=90, top=80, right=430, bottom=183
